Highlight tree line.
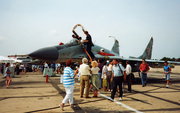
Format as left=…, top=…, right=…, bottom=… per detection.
left=160, top=57, right=180, bottom=61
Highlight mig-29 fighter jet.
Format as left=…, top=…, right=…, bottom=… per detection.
left=8, top=24, right=180, bottom=81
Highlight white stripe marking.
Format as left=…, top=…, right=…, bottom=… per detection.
left=76, top=83, right=143, bottom=113
left=99, top=93, right=143, bottom=113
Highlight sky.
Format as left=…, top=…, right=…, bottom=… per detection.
left=0, top=0, right=180, bottom=59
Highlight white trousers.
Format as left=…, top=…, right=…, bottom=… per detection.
left=62, top=85, right=74, bottom=105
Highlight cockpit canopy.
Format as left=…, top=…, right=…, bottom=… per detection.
left=68, top=38, right=79, bottom=45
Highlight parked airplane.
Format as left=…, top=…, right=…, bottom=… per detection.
left=8, top=24, right=180, bottom=80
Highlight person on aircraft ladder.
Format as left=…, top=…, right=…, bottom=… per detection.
left=83, top=31, right=95, bottom=62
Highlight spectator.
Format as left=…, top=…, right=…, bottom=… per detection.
left=107, top=60, right=113, bottom=92
left=44, top=62, right=48, bottom=68
left=79, top=58, right=91, bottom=98
left=16, top=62, right=20, bottom=75
left=139, top=59, right=150, bottom=87
left=102, top=61, right=108, bottom=91
left=98, top=59, right=103, bottom=89
left=125, top=61, right=132, bottom=92
left=59, top=59, right=78, bottom=111
left=163, top=61, right=171, bottom=88
left=4, top=63, right=12, bottom=88
left=110, top=59, right=125, bottom=101
left=91, top=60, right=100, bottom=97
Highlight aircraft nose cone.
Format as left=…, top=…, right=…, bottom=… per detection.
left=29, top=46, right=58, bottom=61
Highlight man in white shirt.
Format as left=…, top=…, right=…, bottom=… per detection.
left=44, top=62, right=48, bottom=68
left=79, top=58, right=91, bottom=98
left=125, top=61, right=132, bottom=92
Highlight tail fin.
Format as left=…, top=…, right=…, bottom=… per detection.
left=111, top=39, right=119, bottom=55
left=138, top=37, right=153, bottom=59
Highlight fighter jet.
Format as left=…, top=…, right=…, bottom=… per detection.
left=9, top=24, right=180, bottom=73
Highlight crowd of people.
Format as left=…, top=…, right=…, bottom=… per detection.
left=31, top=62, right=63, bottom=74
left=0, top=62, right=27, bottom=75
left=59, top=58, right=172, bottom=110
left=0, top=56, right=172, bottom=109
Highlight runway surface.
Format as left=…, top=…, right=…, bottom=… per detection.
left=0, top=71, right=180, bottom=113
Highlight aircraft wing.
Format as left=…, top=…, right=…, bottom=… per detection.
left=119, top=57, right=180, bottom=65
left=144, top=59, right=180, bottom=64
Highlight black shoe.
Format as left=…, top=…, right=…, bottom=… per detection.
left=85, top=96, right=91, bottom=98
left=142, top=85, right=145, bottom=87
left=108, top=97, right=114, bottom=101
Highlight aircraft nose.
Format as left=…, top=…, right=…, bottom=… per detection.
left=29, top=46, right=59, bottom=61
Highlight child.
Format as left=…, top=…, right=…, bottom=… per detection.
left=163, top=61, right=171, bottom=88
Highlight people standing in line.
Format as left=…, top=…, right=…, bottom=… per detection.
left=59, top=59, right=78, bottom=111
left=102, top=61, right=108, bottom=91
left=110, top=59, right=125, bottom=101
left=91, top=60, right=100, bottom=97
left=83, top=31, right=95, bottom=61
left=139, top=59, right=150, bottom=87
left=107, top=60, right=113, bottom=92
left=98, top=59, right=103, bottom=89
left=163, top=61, right=171, bottom=88
left=79, top=58, right=91, bottom=98
left=4, top=63, right=12, bottom=88
left=125, top=61, right=132, bottom=92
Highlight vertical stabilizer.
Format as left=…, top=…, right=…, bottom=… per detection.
left=111, top=39, right=119, bottom=55
left=138, top=37, right=153, bottom=59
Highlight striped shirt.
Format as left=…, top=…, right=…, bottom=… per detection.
left=63, top=67, right=75, bottom=88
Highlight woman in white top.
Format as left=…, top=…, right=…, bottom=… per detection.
left=91, top=61, right=100, bottom=97
left=107, top=61, right=113, bottom=91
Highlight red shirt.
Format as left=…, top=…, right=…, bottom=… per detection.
left=139, top=63, right=149, bottom=71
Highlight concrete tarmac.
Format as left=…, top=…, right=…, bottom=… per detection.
left=0, top=71, right=180, bottom=113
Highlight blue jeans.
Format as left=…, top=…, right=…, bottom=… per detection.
left=165, top=73, right=170, bottom=80
left=141, top=71, right=147, bottom=86
left=98, top=72, right=102, bottom=88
